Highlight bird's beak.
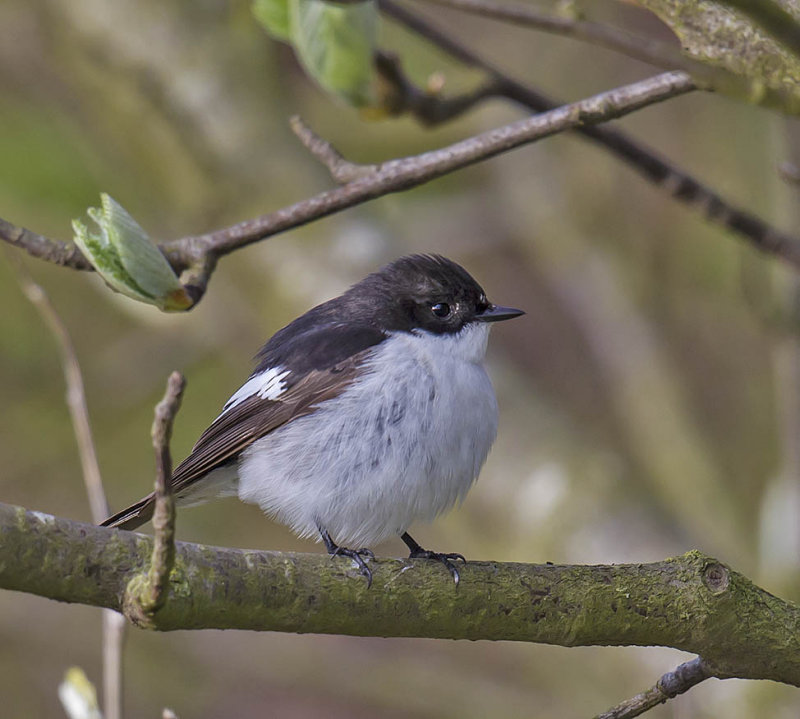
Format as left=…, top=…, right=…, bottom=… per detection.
left=476, top=304, right=525, bottom=322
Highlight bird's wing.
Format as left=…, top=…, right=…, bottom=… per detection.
left=101, top=323, right=386, bottom=530
left=170, top=352, right=368, bottom=491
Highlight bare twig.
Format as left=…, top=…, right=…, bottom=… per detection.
left=0, top=72, right=699, bottom=295
left=593, top=657, right=714, bottom=719
left=122, top=371, right=185, bottom=627
left=10, top=256, right=125, bottom=719
left=11, top=259, right=108, bottom=522
left=413, top=0, right=800, bottom=113
left=410, top=0, right=800, bottom=114
left=1, top=217, right=91, bottom=270
left=379, top=0, right=800, bottom=271
left=4, top=10, right=800, bottom=301
left=176, top=71, right=696, bottom=258
left=290, top=116, right=378, bottom=183
left=146, top=371, right=186, bottom=616
left=101, top=611, right=126, bottom=719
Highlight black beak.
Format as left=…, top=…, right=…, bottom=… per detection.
left=476, top=304, right=525, bottom=323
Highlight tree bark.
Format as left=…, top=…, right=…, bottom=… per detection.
left=1, top=502, right=799, bottom=686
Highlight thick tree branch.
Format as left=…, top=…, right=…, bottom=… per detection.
left=1, top=502, right=799, bottom=687
left=379, top=0, right=800, bottom=268
left=594, top=657, right=713, bottom=719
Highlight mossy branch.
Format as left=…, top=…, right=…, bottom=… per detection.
left=1, top=501, right=799, bottom=686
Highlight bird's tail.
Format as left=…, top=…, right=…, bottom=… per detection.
left=100, top=493, right=155, bottom=531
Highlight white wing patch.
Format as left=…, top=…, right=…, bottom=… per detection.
left=220, top=367, right=290, bottom=416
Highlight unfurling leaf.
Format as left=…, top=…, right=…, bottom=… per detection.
left=73, top=194, right=194, bottom=311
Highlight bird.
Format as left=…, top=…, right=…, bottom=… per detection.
left=102, top=254, right=523, bottom=586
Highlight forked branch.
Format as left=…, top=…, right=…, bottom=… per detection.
left=2, top=70, right=707, bottom=304
left=594, top=657, right=714, bottom=719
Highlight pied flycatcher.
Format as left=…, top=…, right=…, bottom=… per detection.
left=102, top=254, right=523, bottom=586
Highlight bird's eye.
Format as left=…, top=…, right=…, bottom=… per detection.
left=431, top=302, right=451, bottom=318
left=477, top=295, right=489, bottom=313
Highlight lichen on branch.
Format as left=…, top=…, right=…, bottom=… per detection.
left=1, top=501, right=799, bottom=686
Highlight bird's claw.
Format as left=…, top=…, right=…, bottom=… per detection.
left=330, top=546, right=374, bottom=588
left=408, top=549, right=467, bottom=586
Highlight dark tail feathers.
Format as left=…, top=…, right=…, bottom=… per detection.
left=100, top=493, right=155, bottom=531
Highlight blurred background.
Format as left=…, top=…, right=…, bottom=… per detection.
left=2, top=0, right=799, bottom=716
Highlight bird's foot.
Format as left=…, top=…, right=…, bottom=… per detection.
left=320, top=529, right=374, bottom=588
left=401, top=532, right=466, bottom=586
left=408, top=548, right=466, bottom=586
left=330, top=546, right=374, bottom=588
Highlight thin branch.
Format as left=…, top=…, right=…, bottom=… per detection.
left=409, top=0, right=800, bottom=114
left=123, top=372, right=185, bottom=627
left=5, top=504, right=800, bottom=686
left=1, top=217, right=91, bottom=270
left=290, top=116, right=377, bottom=183
left=10, top=256, right=125, bottom=719
left=416, top=0, right=685, bottom=70
left=146, top=371, right=184, bottom=609
left=101, top=611, right=126, bottom=719
left=5, top=10, right=800, bottom=299
left=11, top=258, right=108, bottom=522
left=374, top=51, right=507, bottom=125
left=0, top=72, right=698, bottom=294
left=412, top=0, right=800, bottom=114
left=174, top=71, right=696, bottom=259
left=594, top=657, right=714, bottom=719
left=378, top=0, right=800, bottom=269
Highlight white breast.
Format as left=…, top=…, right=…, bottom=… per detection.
left=236, top=322, right=499, bottom=547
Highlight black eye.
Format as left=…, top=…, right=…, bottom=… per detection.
left=431, top=302, right=451, bottom=318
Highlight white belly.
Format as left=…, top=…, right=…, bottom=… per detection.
left=236, top=325, right=499, bottom=547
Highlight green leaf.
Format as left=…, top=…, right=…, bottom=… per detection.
left=72, top=194, right=194, bottom=311
left=252, top=0, right=291, bottom=41
left=289, top=0, right=377, bottom=107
